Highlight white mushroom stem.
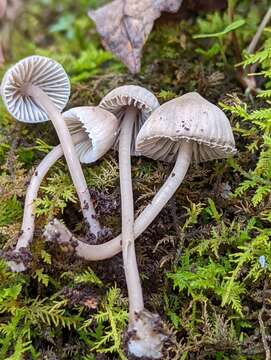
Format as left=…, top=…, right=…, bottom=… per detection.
left=45, top=140, right=193, bottom=359
left=119, top=106, right=144, bottom=319
left=24, top=84, right=101, bottom=236
left=119, top=107, right=167, bottom=358
left=44, top=141, right=193, bottom=261
left=7, top=133, right=86, bottom=273
left=18, top=132, right=86, bottom=250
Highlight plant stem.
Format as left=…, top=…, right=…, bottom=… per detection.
left=119, top=107, right=144, bottom=319
left=227, top=0, right=242, bottom=63
left=44, top=141, right=193, bottom=261
left=25, top=84, right=101, bottom=236
left=219, top=37, right=227, bottom=64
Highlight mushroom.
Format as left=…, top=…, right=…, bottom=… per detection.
left=124, top=91, right=237, bottom=359
left=1, top=55, right=101, bottom=236
left=99, top=85, right=160, bottom=355
left=44, top=92, right=236, bottom=358
left=7, top=106, right=119, bottom=272
left=45, top=92, right=236, bottom=264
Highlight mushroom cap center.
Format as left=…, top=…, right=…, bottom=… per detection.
left=136, top=92, right=237, bottom=163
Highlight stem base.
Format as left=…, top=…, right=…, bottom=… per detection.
left=3, top=247, right=32, bottom=272
left=127, top=309, right=167, bottom=359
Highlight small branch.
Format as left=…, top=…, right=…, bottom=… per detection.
left=247, top=6, right=271, bottom=54
left=236, top=6, right=271, bottom=95
left=258, top=279, right=270, bottom=360
left=258, top=308, right=270, bottom=360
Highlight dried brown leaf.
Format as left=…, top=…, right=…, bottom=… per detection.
left=88, top=0, right=183, bottom=74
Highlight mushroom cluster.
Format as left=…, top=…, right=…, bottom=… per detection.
left=1, top=55, right=237, bottom=359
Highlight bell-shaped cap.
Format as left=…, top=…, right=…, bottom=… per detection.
left=1, top=55, right=70, bottom=123
left=136, top=92, right=237, bottom=163
left=99, top=85, right=159, bottom=154
left=63, top=106, right=119, bottom=163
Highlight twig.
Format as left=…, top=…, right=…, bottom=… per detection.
left=258, top=279, right=270, bottom=360
left=247, top=6, right=271, bottom=54
left=258, top=308, right=270, bottom=360
left=237, top=6, right=271, bottom=95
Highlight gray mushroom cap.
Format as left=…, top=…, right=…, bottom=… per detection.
left=136, top=92, right=237, bottom=163
left=1, top=55, right=70, bottom=123
left=63, top=106, right=120, bottom=163
left=99, top=85, right=159, bottom=154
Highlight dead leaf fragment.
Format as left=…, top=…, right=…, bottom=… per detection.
left=88, top=0, right=183, bottom=74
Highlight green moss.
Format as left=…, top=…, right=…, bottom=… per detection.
left=0, top=196, right=23, bottom=227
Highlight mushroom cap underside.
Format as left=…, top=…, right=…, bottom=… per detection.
left=136, top=92, right=237, bottom=163
left=1, top=55, right=70, bottom=123
left=63, top=106, right=119, bottom=163
left=99, top=85, right=159, bottom=154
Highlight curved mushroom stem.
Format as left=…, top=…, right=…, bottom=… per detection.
left=77, top=140, right=192, bottom=359
left=44, top=141, right=193, bottom=262
left=119, top=106, right=144, bottom=319
left=43, top=143, right=193, bottom=360
left=7, top=132, right=87, bottom=272
left=24, top=84, right=101, bottom=236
